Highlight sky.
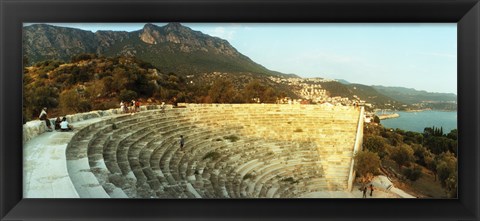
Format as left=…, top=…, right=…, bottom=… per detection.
left=25, top=23, right=457, bottom=94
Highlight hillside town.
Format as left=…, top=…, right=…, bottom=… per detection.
left=269, top=76, right=372, bottom=108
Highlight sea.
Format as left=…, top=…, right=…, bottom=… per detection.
left=376, top=110, right=457, bottom=134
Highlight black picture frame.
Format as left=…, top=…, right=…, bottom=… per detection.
left=1, top=0, right=479, bottom=220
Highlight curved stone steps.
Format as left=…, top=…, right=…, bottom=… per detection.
left=169, top=128, right=222, bottom=176
left=254, top=164, right=324, bottom=198
left=62, top=105, right=362, bottom=198
left=244, top=161, right=315, bottom=197
left=204, top=139, right=277, bottom=198
left=66, top=118, right=122, bottom=198
left=67, top=115, right=142, bottom=198
left=236, top=150, right=318, bottom=197
left=112, top=115, right=186, bottom=177
left=174, top=127, right=243, bottom=180
left=157, top=125, right=196, bottom=180
left=201, top=143, right=236, bottom=198
left=141, top=123, right=198, bottom=196
left=98, top=114, right=183, bottom=197
left=117, top=127, right=156, bottom=179
left=126, top=118, right=189, bottom=182
left=102, top=114, right=175, bottom=174
left=86, top=124, right=130, bottom=198
left=211, top=139, right=263, bottom=196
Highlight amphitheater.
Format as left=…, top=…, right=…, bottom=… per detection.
left=23, top=103, right=372, bottom=198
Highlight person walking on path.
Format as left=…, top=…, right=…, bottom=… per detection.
left=179, top=135, right=185, bottom=150
left=362, top=186, right=367, bottom=198
left=39, top=107, right=52, bottom=131
left=369, top=184, right=374, bottom=197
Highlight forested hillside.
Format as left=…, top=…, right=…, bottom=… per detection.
left=23, top=55, right=290, bottom=122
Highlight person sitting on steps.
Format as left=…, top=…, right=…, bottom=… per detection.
left=54, top=117, right=62, bottom=131
left=39, top=107, right=53, bottom=132
left=60, top=117, right=73, bottom=132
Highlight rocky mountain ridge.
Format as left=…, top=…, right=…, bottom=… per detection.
left=24, top=23, right=278, bottom=76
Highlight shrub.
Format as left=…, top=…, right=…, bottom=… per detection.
left=208, top=78, right=237, bottom=103
left=373, top=115, right=381, bottom=124
left=354, top=150, right=381, bottom=180
left=59, top=88, right=85, bottom=114
left=92, top=100, right=117, bottom=110
left=119, top=89, right=138, bottom=102
left=202, top=151, right=221, bottom=161
left=363, top=135, right=389, bottom=159
left=402, top=166, right=422, bottom=181
left=243, top=173, right=255, bottom=180
left=224, top=135, right=240, bottom=142
left=389, top=144, right=415, bottom=169
left=281, top=177, right=298, bottom=184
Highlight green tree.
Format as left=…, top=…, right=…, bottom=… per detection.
left=24, top=83, right=59, bottom=120
left=389, top=144, right=415, bottom=169
left=363, top=135, right=389, bottom=159
left=59, top=88, right=91, bottom=113
left=403, top=131, right=424, bottom=145
left=354, top=150, right=381, bottom=180
left=242, top=80, right=278, bottom=103
left=381, top=130, right=403, bottom=146
left=424, top=136, right=456, bottom=155
left=402, top=165, right=422, bottom=182
left=447, top=129, right=458, bottom=140
left=411, top=144, right=428, bottom=166
left=424, top=153, right=438, bottom=181
left=208, top=78, right=236, bottom=103
left=119, top=89, right=138, bottom=102
left=436, top=151, right=457, bottom=187
left=445, top=172, right=457, bottom=198
left=373, top=115, right=380, bottom=124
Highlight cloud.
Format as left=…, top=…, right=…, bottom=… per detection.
left=211, top=27, right=236, bottom=40
left=417, top=52, right=456, bottom=59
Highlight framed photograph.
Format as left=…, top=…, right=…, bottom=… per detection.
left=1, top=0, right=479, bottom=220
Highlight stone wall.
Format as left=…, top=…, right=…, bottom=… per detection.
left=347, top=107, right=364, bottom=191
left=22, top=105, right=164, bottom=144
left=24, top=103, right=363, bottom=191
left=181, top=103, right=363, bottom=190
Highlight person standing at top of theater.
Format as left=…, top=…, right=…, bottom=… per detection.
left=179, top=135, right=185, bottom=150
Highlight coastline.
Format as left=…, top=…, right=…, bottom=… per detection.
left=378, top=113, right=400, bottom=120
left=378, top=110, right=457, bottom=133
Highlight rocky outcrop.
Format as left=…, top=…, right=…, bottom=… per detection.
left=23, top=23, right=277, bottom=76
left=23, top=24, right=98, bottom=62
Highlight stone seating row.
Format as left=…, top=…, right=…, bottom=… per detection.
left=66, top=105, right=360, bottom=198
left=68, top=110, right=180, bottom=198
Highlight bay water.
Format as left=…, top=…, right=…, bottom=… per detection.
left=377, top=110, right=457, bottom=134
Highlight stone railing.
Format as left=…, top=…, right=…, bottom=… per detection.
left=22, top=105, right=165, bottom=144
left=347, top=106, right=365, bottom=191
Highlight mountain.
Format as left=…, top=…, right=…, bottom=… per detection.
left=371, top=85, right=457, bottom=105
left=336, top=79, right=351, bottom=84
left=319, top=81, right=405, bottom=109
left=23, top=23, right=285, bottom=77
left=23, top=24, right=99, bottom=62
